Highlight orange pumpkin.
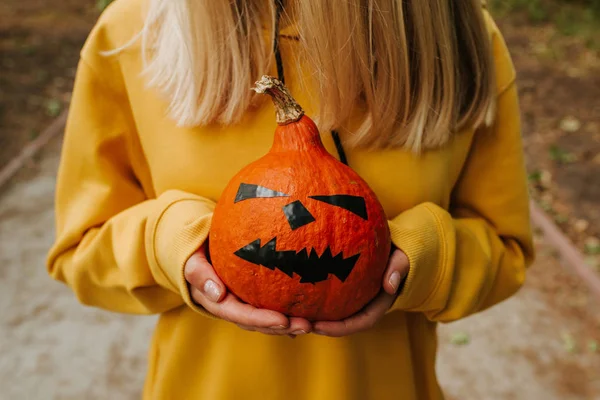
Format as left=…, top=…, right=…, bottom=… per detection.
left=208, top=76, right=391, bottom=321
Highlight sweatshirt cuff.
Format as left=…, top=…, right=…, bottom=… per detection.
left=146, top=190, right=218, bottom=318
left=387, top=203, right=453, bottom=312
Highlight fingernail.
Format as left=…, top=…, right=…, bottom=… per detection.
left=291, top=330, right=308, bottom=335
left=314, top=330, right=326, bottom=336
left=389, top=271, right=401, bottom=292
left=203, top=280, right=222, bottom=302
left=270, top=325, right=287, bottom=329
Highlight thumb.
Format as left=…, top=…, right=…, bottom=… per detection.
left=184, top=245, right=226, bottom=303
left=383, top=249, right=410, bottom=296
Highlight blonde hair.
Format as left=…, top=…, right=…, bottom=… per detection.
left=136, top=0, right=495, bottom=152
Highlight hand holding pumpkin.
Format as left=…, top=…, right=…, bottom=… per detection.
left=190, top=76, right=400, bottom=337
left=185, top=245, right=407, bottom=338
left=208, top=76, right=393, bottom=322
left=312, top=248, right=410, bottom=337
left=184, top=244, right=312, bottom=337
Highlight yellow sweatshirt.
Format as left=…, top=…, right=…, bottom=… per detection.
left=47, top=1, right=535, bottom=399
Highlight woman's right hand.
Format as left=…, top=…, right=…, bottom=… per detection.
left=184, top=244, right=311, bottom=338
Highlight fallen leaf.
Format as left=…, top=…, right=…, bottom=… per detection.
left=450, top=332, right=470, bottom=346
left=559, top=116, right=582, bottom=133
left=573, top=219, right=589, bottom=233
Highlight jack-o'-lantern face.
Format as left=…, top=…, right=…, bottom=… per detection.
left=208, top=152, right=391, bottom=321
left=232, top=183, right=369, bottom=284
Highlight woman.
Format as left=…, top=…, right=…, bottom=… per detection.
left=46, top=0, right=535, bottom=398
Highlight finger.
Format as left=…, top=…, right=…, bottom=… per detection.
left=202, top=292, right=290, bottom=329
left=313, top=292, right=395, bottom=337
left=236, top=325, right=291, bottom=336
left=246, top=318, right=310, bottom=338
left=236, top=324, right=257, bottom=332
left=383, top=249, right=410, bottom=296
left=236, top=317, right=311, bottom=337
left=184, top=249, right=226, bottom=303
left=288, top=317, right=312, bottom=335
left=236, top=324, right=279, bottom=335
left=191, top=286, right=223, bottom=311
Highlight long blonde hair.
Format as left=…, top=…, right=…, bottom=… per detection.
left=136, top=0, right=495, bottom=152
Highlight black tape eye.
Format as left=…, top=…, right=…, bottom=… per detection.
left=309, top=195, right=368, bottom=220
left=235, top=183, right=289, bottom=203
left=283, top=200, right=316, bottom=230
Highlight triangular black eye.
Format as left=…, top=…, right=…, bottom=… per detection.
left=235, top=183, right=289, bottom=203
left=283, top=200, right=316, bottom=230
left=309, top=195, right=368, bottom=220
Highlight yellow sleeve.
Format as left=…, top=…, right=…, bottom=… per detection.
left=387, top=23, right=535, bottom=322
left=46, top=59, right=215, bottom=315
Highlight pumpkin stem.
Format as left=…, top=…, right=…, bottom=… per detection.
left=253, top=75, right=304, bottom=125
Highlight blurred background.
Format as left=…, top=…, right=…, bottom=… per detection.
left=0, top=0, right=599, bottom=399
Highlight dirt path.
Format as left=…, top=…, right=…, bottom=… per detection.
left=0, top=136, right=155, bottom=399
left=1, top=136, right=599, bottom=399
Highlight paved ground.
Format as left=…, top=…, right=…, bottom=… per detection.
left=1, top=135, right=599, bottom=400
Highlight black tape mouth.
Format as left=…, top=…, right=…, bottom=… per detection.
left=234, top=237, right=360, bottom=284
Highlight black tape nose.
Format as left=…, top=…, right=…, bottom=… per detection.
left=283, top=200, right=316, bottom=230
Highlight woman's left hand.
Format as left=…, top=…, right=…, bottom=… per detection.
left=312, top=249, right=410, bottom=337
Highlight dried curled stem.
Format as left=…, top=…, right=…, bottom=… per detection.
left=253, top=75, right=304, bottom=125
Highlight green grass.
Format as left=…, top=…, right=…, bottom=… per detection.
left=549, top=145, right=578, bottom=164
left=45, top=99, right=62, bottom=118
left=96, top=0, right=112, bottom=12
left=489, top=0, right=600, bottom=50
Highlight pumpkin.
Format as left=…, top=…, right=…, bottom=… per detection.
left=208, top=75, right=391, bottom=321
